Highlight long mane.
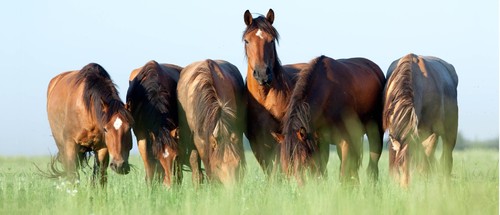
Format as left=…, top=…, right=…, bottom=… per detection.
left=281, top=56, right=325, bottom=169
left=127, top=60, right=178, bottom=156
left=188, top=60, right=240, bottom=158
left=383, top=55, right=419, bottom=144
left=75, top=63, right=131, bottom=128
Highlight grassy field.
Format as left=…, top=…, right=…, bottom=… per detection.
left=0, top=148, right=498, bottom=215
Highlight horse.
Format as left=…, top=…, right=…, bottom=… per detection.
left=126, top=60, right=182, bottom=187
left=243, top=9, right=308, bottom=176
left=383, top=53, right=458, bottom=187
left=46, top=63, right=133, bottom=186
left=177, top=59, right=246, bottom=187
left=275, top=55, right=385, bottom=185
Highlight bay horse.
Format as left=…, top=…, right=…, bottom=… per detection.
left=46, top=63, right=133, bottom=186
left=383, top=53, right=458, bottom=187
left=126, top=60, right=182, bottom=187
left=277, top=55, right=385, bottom=185
left=243, top=9, right=307, bottom=176
left=177, top=59, right=246, bottom=187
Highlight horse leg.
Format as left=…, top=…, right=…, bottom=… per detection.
left=366, top=121, right=382, bottom=182
left=93, top=148, right=109, bottom=187
left=337, top=139, right=349, bottom=183
left=421, top=133, right=438, bottom=174
left=138, top=138, right=156, bottom=184
left=318, top=138, right=330, bottom=178
left=441, top=131, right=457, bottom=180
left=62, top=143, right=79, bottom=182
left=190, top=149, right=203, bottom=189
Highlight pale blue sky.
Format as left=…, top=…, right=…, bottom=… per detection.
left=0, top=1, right=497, bottom=155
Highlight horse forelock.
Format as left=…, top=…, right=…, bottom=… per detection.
left=242, top=16, right=279, bottom=43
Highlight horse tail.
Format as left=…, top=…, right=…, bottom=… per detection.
left=383, top=54, right=419, bottom=164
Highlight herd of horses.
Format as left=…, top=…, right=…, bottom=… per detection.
left=45, top=9, right=458, bottom=188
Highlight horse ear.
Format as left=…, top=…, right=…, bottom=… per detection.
left=244, top=10, right=253, bottom=26
left=170, top=128, right=179, bottom=140
left=297, top=127, right=307, bottom=142
left=266, top=9, right=275, bottom=24
left=271, top=132, right=284, bottom=144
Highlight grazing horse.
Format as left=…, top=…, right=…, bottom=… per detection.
left=277, top=55, right=385, bottom=185
left=243, top=9, right=307, bottom=176
left=177, top=59, right=246, bottom=187
left=126, top=60, right=182, bottom=187
left=46, top=63, right=133, bottom=186
left=383, top=53, right=458, bottom=187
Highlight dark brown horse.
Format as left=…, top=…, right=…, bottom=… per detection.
left=46, top=63, right=133, bottom=186
left=177, top=59, right=246, bottom=187
left=243, top=9, right=307, bottom=176
left=126, top=60, right=182, bottom=187
left=383, top=53, right=458, bottom=187
left=277, top=55, right=385, bottom=185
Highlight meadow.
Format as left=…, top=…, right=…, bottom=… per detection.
left=0, top=148, right=497, bottom=215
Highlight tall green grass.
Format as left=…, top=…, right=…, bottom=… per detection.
left=0, top=149, right=498, bottom=215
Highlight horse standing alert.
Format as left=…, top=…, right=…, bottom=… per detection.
left=243, top=9, right=307, bottom=176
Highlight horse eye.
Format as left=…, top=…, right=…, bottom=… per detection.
left=103, top=128, right=108, bottom=133
left=244, top=40, right=249, bottom=45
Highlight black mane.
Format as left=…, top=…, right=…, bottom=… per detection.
left=75, top=63, right=129, bottom=127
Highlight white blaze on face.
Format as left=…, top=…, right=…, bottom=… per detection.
left=163, top=148, right=169, bottom=158
left=256, top=29, right=264, bottom=39
left=113, top=117, right=123, bottom=130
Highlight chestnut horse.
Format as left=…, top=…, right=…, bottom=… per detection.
left=126, top=60, right=182, bottom=187
left=243, top=9, right=307, bottom=176
left=278, top=55, right=385, bottom=185
left=177, top=59, right=246, bottom=187
left=383, top=53, right=458, bottom=187
left=46, top=63, right=133, bottom=186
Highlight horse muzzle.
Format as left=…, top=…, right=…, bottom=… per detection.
left=253, top=68, right=273, bottom=86
left=110, top=160, right=130, bottom=175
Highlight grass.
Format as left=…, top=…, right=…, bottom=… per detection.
left=0, top=149, right=498, bottom=215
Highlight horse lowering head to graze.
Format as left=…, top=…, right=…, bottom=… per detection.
left=126, top=60, right=182, bottom=187
left=46, top=63, right=133, bottom=186
left=277, top=55, right=385, bottom=185
left=242, top=9, right=308, bottom=176
left=383, top=53, right=458, bottom=187
left=177, top=59, right=246, bottom=187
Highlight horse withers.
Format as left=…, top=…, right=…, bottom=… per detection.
left=177, top=59, right=246, bottom=187
left=383, top=53, right=458, bottom=187
left=46, top=63, right=133, bottom=186
left=276, top=55, right=385, bottom=185
left=243, top=9, right=307, bottom=176
left=126, top=60, right=182, bottom=187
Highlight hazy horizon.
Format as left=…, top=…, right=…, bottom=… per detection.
left=0, top=1, right=497, bottom=156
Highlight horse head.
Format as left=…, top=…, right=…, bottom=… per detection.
left=206, top=117, right=245, bottom=187
left=103, top=112, right=133, bottom=175
left=243, top=9, right=279, bottom=86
